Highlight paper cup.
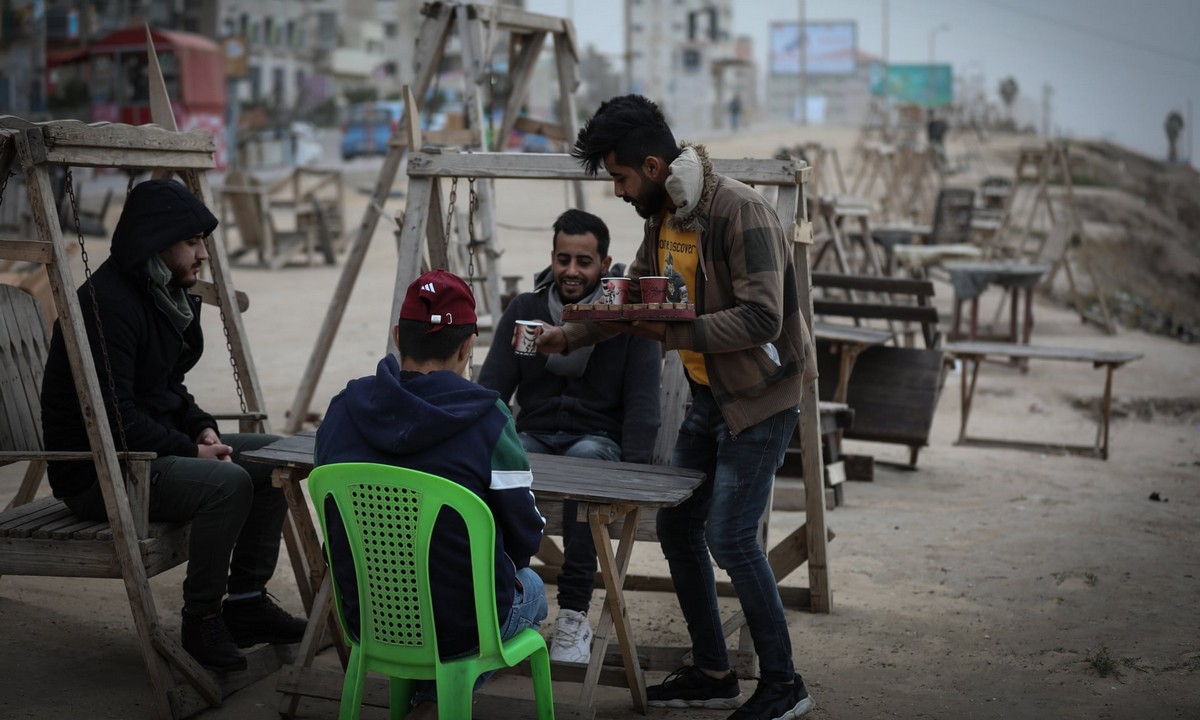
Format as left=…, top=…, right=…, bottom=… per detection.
left=640, top=276, right=668, bottom=304
left=601, top=277, right=631, bottom=305
left=515, top=320, right=544, bottom=356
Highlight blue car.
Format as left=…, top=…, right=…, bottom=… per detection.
left=340, top=101, right=451, bottom=160
left=340, top=102, right=404, bottom=161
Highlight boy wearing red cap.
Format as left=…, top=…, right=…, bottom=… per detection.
left=315, top=269, right=547, bottom=715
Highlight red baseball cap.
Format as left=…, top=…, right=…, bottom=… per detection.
left=399, top=269, right=478, bottom=333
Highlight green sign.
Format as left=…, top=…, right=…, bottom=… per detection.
left=870, top=63, right=954, bottom=107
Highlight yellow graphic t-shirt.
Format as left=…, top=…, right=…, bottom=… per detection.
left=658, top=218, right=709, bottom=386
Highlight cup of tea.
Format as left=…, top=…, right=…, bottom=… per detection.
left=601, top=277, right=631, bottom=305
left=640, top=276, right=668, bottom=304
left=515, top=320, right=544, bottom=356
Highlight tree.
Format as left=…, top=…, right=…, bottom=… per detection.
left=998, top=77, right=1019, bottom=120
left=1165, top=110, right=1184, bottom=164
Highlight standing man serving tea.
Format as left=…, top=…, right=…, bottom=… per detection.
left=528, top=95, right=820, bottom=719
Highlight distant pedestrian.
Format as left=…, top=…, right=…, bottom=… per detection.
left=728, top=95, right=742, bottom=132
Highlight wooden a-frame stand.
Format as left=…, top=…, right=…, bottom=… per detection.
left=375, top=150, right=831, bottom=711
left=0, top=117, right=274, bottom=719
left=285, top=0, right=585, bottom=433
left=1002, top=142, right=1115, bottom=333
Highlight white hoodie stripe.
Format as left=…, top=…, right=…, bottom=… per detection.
left=491, top=469, right=533, bottom=490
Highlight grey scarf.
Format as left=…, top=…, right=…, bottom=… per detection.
left=146, top=256, right=194, bottom=334
left=544, top=282, right=601, bottom=378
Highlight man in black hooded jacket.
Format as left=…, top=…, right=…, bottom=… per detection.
left=40, top=179, right=305, bottom=672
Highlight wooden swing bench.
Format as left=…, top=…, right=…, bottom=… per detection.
left=810, top=272, right=949, bottom=468
left=0, top=117, right=278, bottom=719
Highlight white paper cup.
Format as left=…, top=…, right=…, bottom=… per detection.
left=601, top=277, right=631, bottom=305
left=515, top=320, right=544, bottom=356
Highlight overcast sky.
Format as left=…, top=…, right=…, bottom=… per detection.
left=527, top=0, right=1200, bottom=165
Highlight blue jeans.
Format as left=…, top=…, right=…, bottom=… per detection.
left=656, top=386, right=799, bottom=684
left=519, top=431, right=621, bottom=613
left=411, top=567, right=547, bottom=705
left=63, top=433, right=285, bottom=615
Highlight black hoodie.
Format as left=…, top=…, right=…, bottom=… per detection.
left=41, top=179, right=220, bottom=499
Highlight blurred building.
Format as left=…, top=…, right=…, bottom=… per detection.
left=626, top=0, right=756, bottom=137
left=0, top=0, right=386, bottom=120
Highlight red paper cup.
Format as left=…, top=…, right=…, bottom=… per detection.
left=640, top=276, right=668, bottom=304
left=601, top=277, right=631, bottom=305
left=515, top=320, right=543, bottom=356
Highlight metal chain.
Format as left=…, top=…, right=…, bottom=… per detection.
left=442, top=176, right=458, bottom=267
left=466, top=177, right=480, bottom=381
left=209, top=268, right=250, bottom=416
left=466, top=177, right=478, bottom=278
left=68, top=168, right=132, bottom=457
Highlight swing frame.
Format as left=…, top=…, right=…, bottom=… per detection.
left=0, top=116, right=276, bottom=720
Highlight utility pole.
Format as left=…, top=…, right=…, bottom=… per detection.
left=624, top=0, right=634, bottom=93
left=1041, top=83, right=1053, bottom=138
left=32, top=0, right=47, bottom=115
left=882, top=0, right=889, bottom=68
left=797, top=0, right=806, bottom=125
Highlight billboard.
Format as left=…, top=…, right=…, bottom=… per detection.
left=769, top=21, right=857, bottom=75
left=870, top=63, right=954, bottom=107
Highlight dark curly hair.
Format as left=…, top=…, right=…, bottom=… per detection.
left=571, top=95, right=680, bottom=176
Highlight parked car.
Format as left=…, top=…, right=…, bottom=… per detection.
left=340, top=101, right=446, bottom=160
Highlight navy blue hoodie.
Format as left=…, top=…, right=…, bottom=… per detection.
left=314, top=355, right=544, bottom=657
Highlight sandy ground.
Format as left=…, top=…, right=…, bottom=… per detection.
left=1, top=123, right=1198, bottom=720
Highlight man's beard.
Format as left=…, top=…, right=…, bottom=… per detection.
left=170, top=264, right=200, bottom=288
left=629, top=181, right=669, bottom=219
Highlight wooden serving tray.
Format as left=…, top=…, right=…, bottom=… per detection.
left=561, top=302, right=696, bottom=321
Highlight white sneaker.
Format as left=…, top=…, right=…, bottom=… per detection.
left=549, top=609, right=593, bottom=663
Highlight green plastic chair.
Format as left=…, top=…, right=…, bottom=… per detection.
left=309, top=462, right=555, bottom=720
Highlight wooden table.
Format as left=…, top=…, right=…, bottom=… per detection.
left=814, top=321, right=893, bottom=405
left=942, top=341, right=1143, bottom=460
left=243, top=433, right=705, bottom=718
left=943, top=261, right=1051, bottom=348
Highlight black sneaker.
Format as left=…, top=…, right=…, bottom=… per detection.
left=221, top=592, right=307, bottom=648
left=181, top=610, right=248, bottom=672
left=726, top=673, right=814, bottom=719
left=646, top=665, right=744, bottom=709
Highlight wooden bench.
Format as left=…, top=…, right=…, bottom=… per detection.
left=942, top=341, right=1143, bottom=460
left=811, top=272, right=948, bottom=467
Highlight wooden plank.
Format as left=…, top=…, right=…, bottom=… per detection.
left=814, top=321, right=892, bottom=346
left=956, top=436, right=1103, bottom=459
left=942, top=341, right=1142, bottom=365
left=812, top=271, right=936, bottom=297
left=407, top=151, right=807, bottom=186
left=513, top=116, right=567, bottom=143
left=814, top=300, right=939, bottom=326
left=0, top=537, right=121, bottom=576
left=0, top=238, right=53, bottom=264
left=167, top=644, right=294, bottom=720
left=191, top=280, right=249, bottom=313
left=473, top=3, right=571, bottom=35
left=38, top=120, right=215, bottom=155
left=0, top=496, right=63, bottom=531
left=421, top=128, right=481, bottom=147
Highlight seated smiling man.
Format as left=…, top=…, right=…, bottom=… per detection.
left=479, top=209, right=661, bottom=664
